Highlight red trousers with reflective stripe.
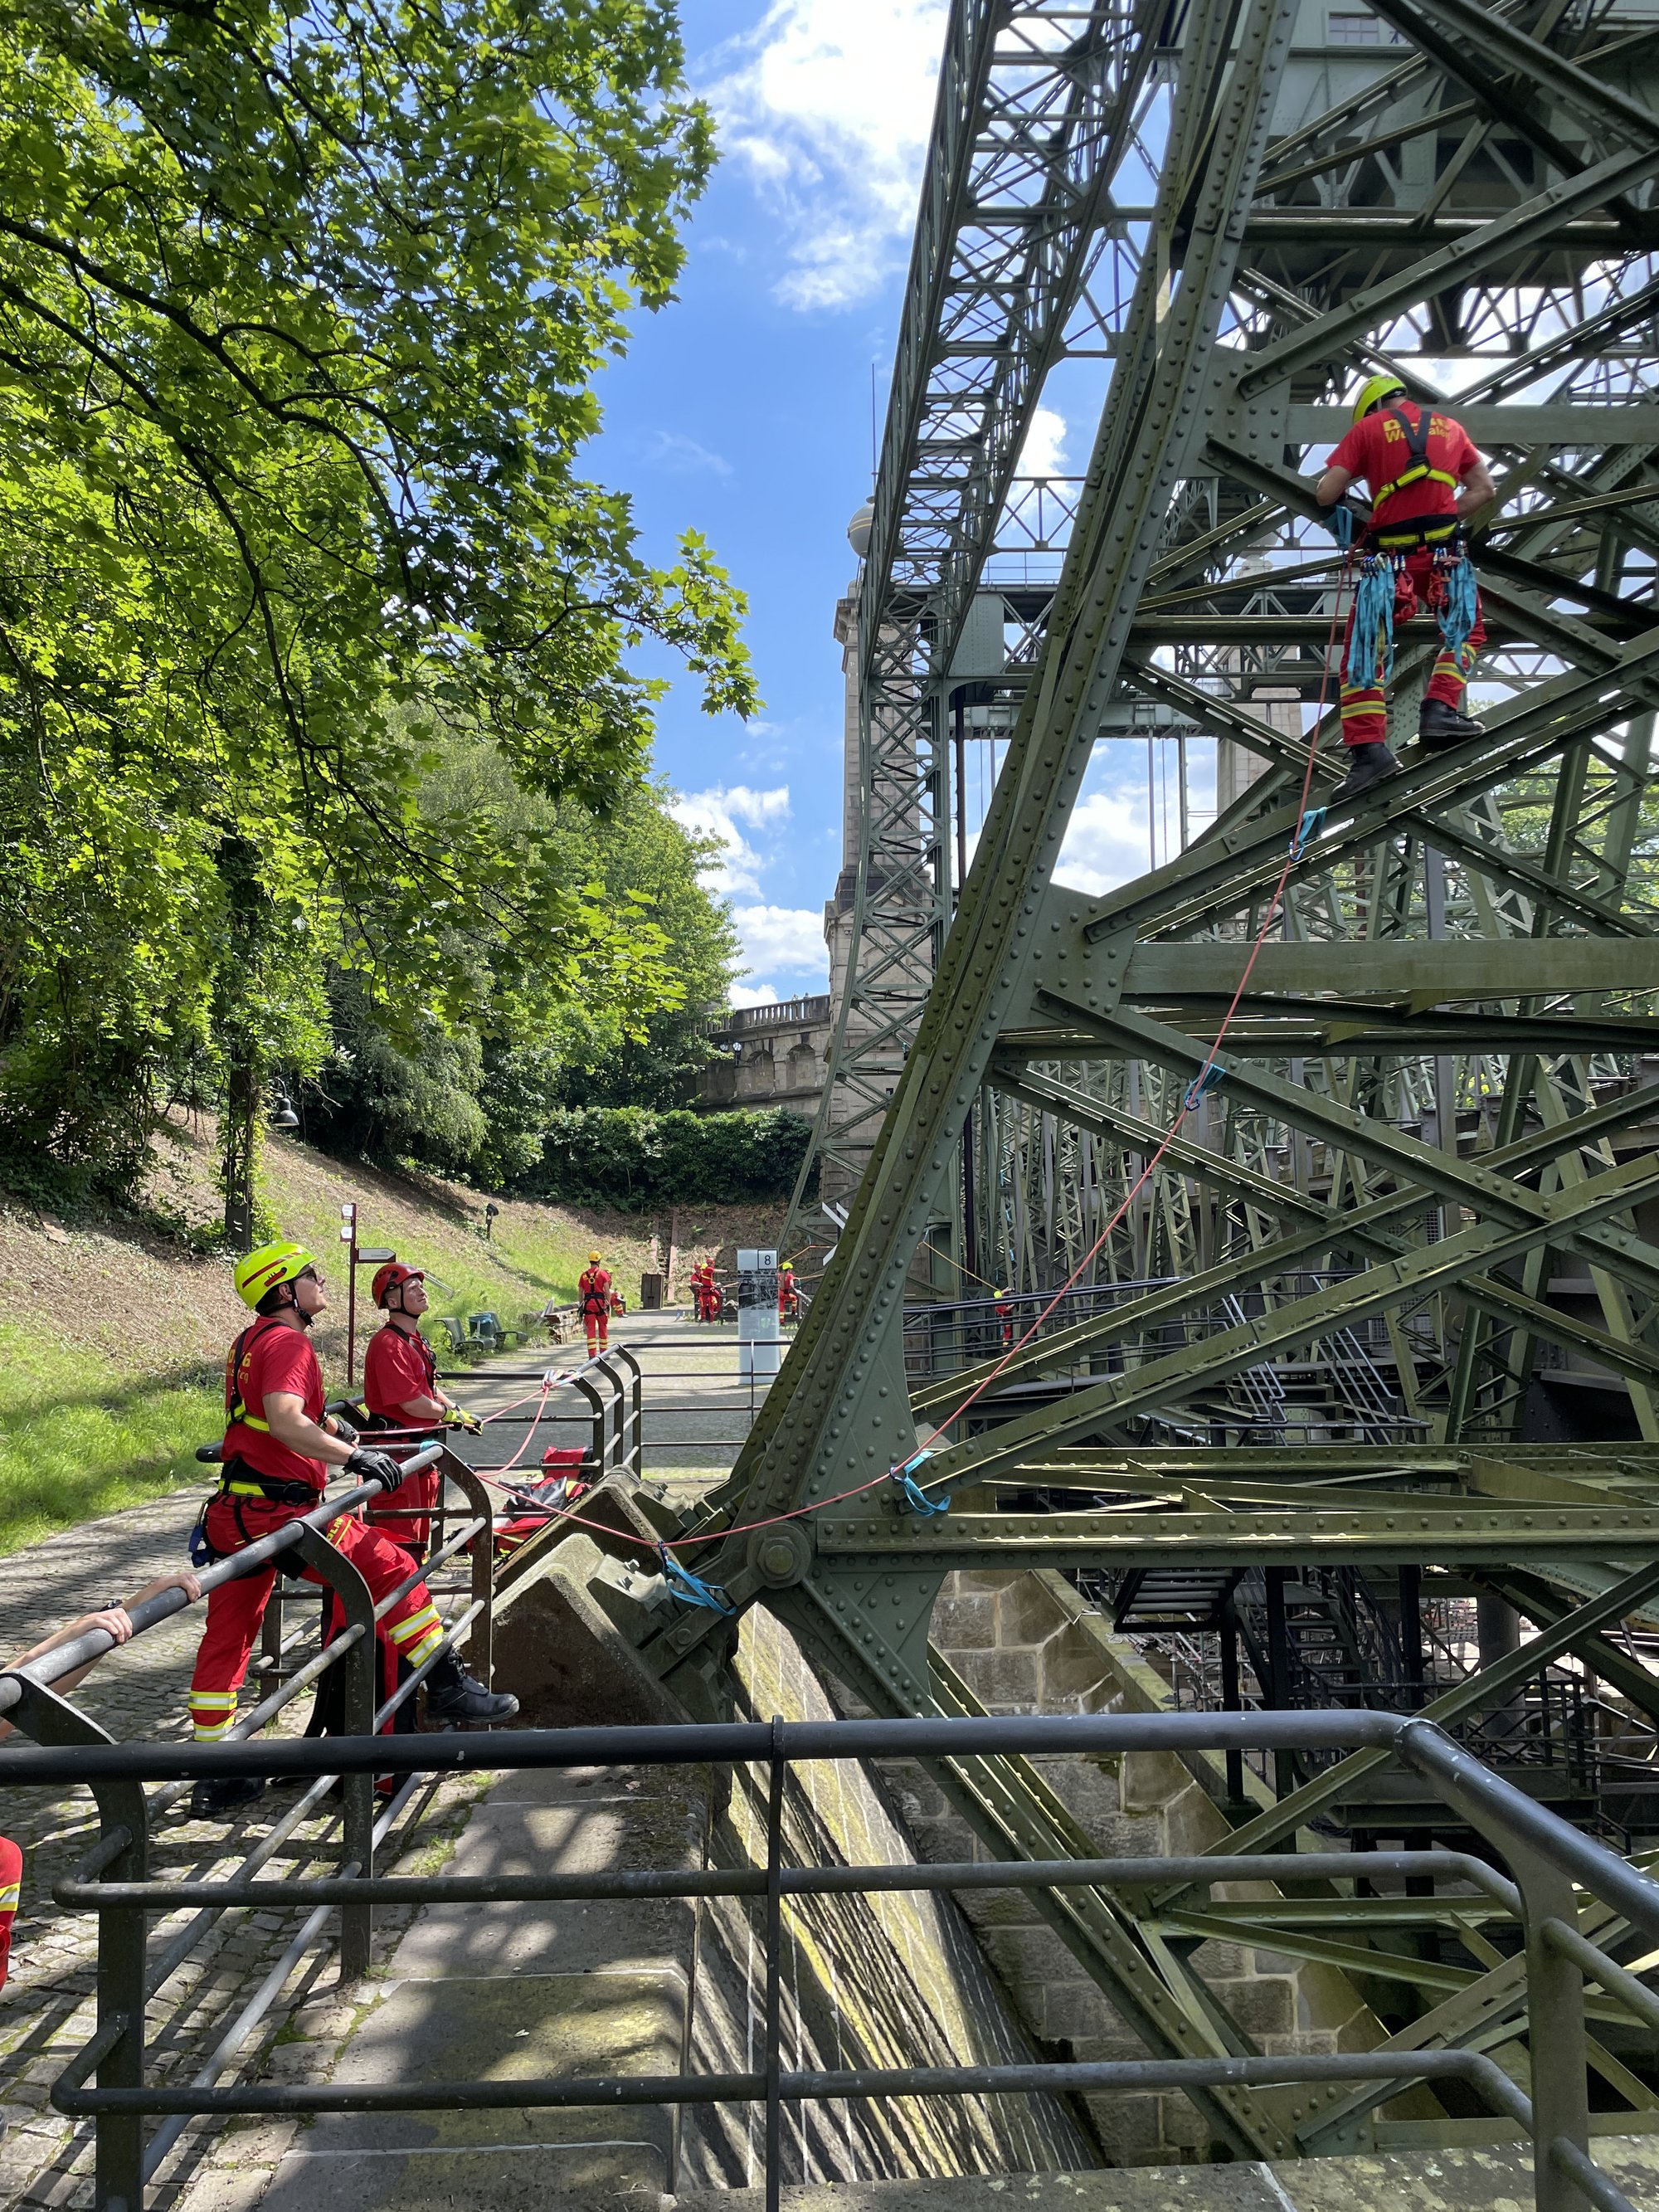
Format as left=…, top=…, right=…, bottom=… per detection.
left=1340, top=548, right=1486, bottom=748
left=187, top=1494, right=445, bottom=1741
left=0, top=1833, right=22, bottom=1991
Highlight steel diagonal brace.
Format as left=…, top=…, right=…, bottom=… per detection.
left=1481, top=1572, right=1659, bottom=1732
left=918, top=1068, right=1659, bottom=1414
left=1052, top=1002, right=1659, bottom=1299
left=888, top=1153, right=1659, bottom=1496
left=1077, top=634, right=1659, bottom=947
left=1232, top=144, right=1659, bottom=400
left=1365, top=0, right=1659, bottom=160
left=1156, top=1557, right=1659, bottom=1896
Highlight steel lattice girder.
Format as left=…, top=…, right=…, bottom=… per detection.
left=621, top=0, right=1659, bottom=2163
left=785, top=0, right=1165, bottom=1212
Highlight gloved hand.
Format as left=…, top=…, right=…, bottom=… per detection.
left=328, top=1412, right=360, bottom=1446
left=345, top=1447, right=406, bottom=1493
left=443, top=1406, right=483, bottom=1435
left=1326, top=501, right=1356, bottom=550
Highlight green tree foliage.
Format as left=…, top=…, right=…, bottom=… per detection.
left=0, top=0, right=755, bottom=1205
left=512, top=1107, right=813, bottom=1211
left=301, top=738, right=737, bottom=1179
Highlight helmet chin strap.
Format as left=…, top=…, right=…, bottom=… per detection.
left=263, top=1280, right=313, bottom=1328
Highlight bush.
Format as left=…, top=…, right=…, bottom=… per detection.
left=510, top=1108, right=813, bottom=1210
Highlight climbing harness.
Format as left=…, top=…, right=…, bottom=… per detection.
left=1373, top=404, right=1462, bottom=510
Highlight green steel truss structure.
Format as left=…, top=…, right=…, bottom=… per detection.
left=607, top=0, right=1659, bottom=2165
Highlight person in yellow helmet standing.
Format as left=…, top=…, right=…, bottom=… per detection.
left=578, top=1249, right=614, bottom=1357
left=1316, top=373, right=1496, bottom=803
left=183, top=1239, right=515, bottom=1816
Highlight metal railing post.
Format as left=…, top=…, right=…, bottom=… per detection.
left=1399, top=1725, right=1593, bottom=2210
left=612, top=1347, right=644, bottom=1476
left=12, top=1678, right=150, bottom=2212
left=290, top=1523, right=378, bottom=1981
left=765, top=1713, right=785, bottom=2212
left=437, top=1446, right=496, bottom=1686
left=572, top=1374, right=606, bottom=1474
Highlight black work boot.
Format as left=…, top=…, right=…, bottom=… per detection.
left=1418, top=697, right=1484, bottom=749
left=1331, top=743, right=1401, bottom=806
left=425, top=1651, right=519, bottom=1725
left=189, top=1775, right=265, bottom=1818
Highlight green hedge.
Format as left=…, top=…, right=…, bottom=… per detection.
left=509, top=1107, right=814, bottom=1210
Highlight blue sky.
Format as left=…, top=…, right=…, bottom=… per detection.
left=591, top=0, right=1182, bottom=1003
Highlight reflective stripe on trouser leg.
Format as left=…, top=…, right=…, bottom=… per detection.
left=187, top=1689, right=240, bottom=1742
left=1340, top=684, right=1387, bottom=747
left=386, top=1602, right=445, bottom=1669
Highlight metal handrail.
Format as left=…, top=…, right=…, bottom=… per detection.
left=4, top=1708, right=1658, bottom=2212
left=0, top=1445, right=442, bottom=1722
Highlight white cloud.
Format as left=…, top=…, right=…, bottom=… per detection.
left=732, top=904, right=830, bottom=979
left=645, top=430, right=732, bottom=477
left=1054, top=787, right=1153, bottom=897
left=728, top=982, right=781, bottom=1009
left=669, top=785, right=791, bottom=896
left=1018, top=406, right=1068, bottom=478
left=706, top=0, right=946, bottom=309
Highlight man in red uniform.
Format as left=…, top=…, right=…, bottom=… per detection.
left=688, top=1259, right=709, bottom=1321
left=578, top=1249, right=613, bottom=1356
left=362, top=1260, right=479, bottom=1558
left=778, top=1262, right=799, bottom=1323
left=1316, top=373, right=1496, bottom=803
left=186, top=1238, right=515, bottom=1815
left=2, top=1573, right=200, bottom=1986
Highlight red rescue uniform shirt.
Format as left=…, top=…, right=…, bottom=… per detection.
left=579, top=1267, right=612, bottom=1317
left=363, top=1321, right=439, bottom=1424
left=1327, top=402, right=1481, bottom=535
left=221, top=1320, right=327, bottom=1491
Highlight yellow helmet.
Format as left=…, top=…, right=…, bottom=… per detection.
left=1353, top=373, right=1406, bottom=424
left=588, top=1249, right=602, bottom=1264
left=234, top=1240, right=316, bottom=1310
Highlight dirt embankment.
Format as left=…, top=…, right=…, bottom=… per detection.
left=1, top=1115, right=787, bottom=1387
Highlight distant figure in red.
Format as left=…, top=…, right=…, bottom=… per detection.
left=579, top=1250, right=613, bottom=1356
left=778, top=1263, right=799, bottom=1323
left=995, top=1288, right=1014, bottom=1350
left=690, top=1258, right=722, bottom=1322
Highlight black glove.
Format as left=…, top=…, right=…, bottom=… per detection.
left=345, top=1447, right=406, bottom=1493
left=329, top=1413, right=360, bottom=1446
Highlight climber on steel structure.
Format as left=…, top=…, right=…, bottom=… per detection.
left=1316, top=374, right=1496, bottom=804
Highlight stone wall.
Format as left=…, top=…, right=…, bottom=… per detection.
left=882, top=1569, right=1385, bottom=2167
left=681, top=1605, right=1094, bottom=2188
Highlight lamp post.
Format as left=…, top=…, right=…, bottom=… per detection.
left=338, top=1202, right=396, bottom=1386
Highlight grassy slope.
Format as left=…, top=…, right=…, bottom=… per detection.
left=0, top=1114, right=781, bottom=1557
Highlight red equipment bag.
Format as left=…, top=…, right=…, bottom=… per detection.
left=495, top=1447, right=590, bottom=1557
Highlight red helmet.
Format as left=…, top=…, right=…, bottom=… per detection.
left=372, top=1260, right=424, bottom=1308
